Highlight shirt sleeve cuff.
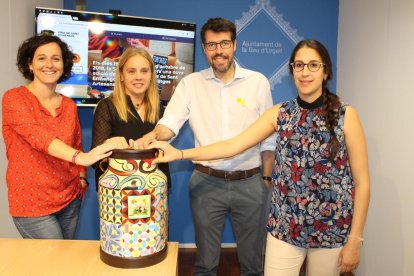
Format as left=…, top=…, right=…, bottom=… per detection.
left=78, top=166, right=87, bottom=174
left=156, top=119, right=179, bottom=138
left=260, top=135, right=276, bottom=152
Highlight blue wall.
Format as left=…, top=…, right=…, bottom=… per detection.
left=65, top=0, right=339, bottom=244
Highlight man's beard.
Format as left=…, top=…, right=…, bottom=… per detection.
left=210, top=54, right=233, bottom=74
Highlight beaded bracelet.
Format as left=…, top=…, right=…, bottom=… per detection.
left=262, top=176, right=272, bottom=181
left=72, top=150, right=81, bottom=165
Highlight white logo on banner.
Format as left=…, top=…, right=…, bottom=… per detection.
left=235, top=0, right=303, bottom=89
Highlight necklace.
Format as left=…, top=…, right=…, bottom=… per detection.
left=134, top=102, right=143, bottom=112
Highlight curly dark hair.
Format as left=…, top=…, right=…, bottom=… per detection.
left=289, top=39, right=340, bottom=160
left=16, top=35, right=74, bottom=82
left=200, top=17, right=236, bottom=44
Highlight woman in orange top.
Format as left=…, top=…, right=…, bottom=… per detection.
left=2, top=35, right=114, bottom=239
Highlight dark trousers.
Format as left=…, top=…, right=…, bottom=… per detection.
left=189, top=170, right=268, bottom=276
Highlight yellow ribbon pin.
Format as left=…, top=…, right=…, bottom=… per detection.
left=237, top=97, right=246, bottom=107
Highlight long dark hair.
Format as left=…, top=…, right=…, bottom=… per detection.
left=16, top=35, right=74, bottom=83
left=289, top=39, right=340, bottom=159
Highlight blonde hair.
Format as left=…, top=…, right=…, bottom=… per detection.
left=112, top=47, right=160, bottom=123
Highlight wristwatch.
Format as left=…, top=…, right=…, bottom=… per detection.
left=80, top=176, right=90, bottom=186
left=262, top=176, right=272, bottom=181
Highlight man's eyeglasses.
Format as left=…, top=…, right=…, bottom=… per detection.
left=290, top=61, right=325, bottom=72
left=204, top=40, right=233, bottom=51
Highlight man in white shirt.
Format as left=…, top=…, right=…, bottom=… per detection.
left=133, top=17, right=275, bottom=275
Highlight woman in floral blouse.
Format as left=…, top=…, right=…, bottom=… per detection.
left=147, top=39, right=370, bottom=275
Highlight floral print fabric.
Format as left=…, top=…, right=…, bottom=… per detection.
left=267, top=98, right=354, bottom=248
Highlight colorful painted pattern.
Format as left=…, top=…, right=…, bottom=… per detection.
left=267, top=99, right=354, bottom=248
left=99, top=187, right=123, bottom=224
left=99, top=156, right=168, bottom=257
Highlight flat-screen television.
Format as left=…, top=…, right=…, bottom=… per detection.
left=35, top=7, right=196, bottom=106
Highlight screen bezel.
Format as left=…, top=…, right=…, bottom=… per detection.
left=35, top=7, right=197, bottom=107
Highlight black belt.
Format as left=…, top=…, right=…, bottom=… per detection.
left=195, top=164, right=260, bottom=181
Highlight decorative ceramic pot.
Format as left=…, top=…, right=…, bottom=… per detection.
left=98, top=149, right=168, bottom=268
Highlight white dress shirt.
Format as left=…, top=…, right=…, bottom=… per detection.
left=158, top=62, right=276, bottom=171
